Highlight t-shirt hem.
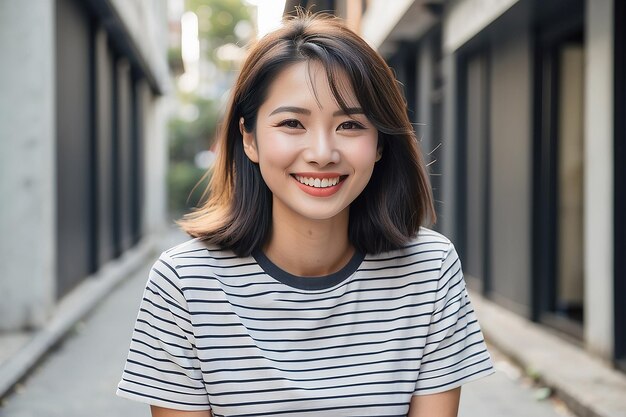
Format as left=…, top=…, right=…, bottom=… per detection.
left=412, top=365, right=496, bottom=396
left=116, top=387, right=212, bottom=412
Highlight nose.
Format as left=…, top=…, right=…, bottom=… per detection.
left=303, top=130, right=340, bottom=166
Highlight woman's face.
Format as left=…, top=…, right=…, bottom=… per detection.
left=242, top=60, right=380, bottom=224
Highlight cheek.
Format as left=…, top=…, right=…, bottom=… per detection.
left=348, top=138, right=379, bottom=170
left=256, top=137, right=299, bottom=174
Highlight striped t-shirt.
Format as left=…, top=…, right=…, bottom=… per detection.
left=117, top=228, right=494, bottom=416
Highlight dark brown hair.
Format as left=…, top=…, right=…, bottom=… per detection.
left=178, top=13, right=435, bottom=256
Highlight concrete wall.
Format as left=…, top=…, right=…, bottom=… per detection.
left=486, top=6, right=533, bottom=316
left=0, top=0, right=169, bottom=332
left=443, top=0, right=519, bottom=53
left=360, top=0, right=415, bottom=49
left=110, top=0, right=170, bottom=238
left=584, top=0, right=614, bottom=359
left=141, top=85, right=169, bottom=237
left=0, top=0, right=57, bottom=329
left=109, top=0, right=170, bottom=93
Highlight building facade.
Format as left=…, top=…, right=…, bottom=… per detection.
left=0, top=0, right=170, bottom=331
left=286, top=0, right=624, bottom=371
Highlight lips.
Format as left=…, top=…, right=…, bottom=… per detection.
left=290, top=173, right=347, bottom=197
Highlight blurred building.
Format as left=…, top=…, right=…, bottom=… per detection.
left=0, top=0, right=170, bottom=331
left=285, top=0, right=625, bottom=372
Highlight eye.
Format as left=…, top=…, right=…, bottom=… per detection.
left=338, top=121, right=365, bottom=130
left=276, top=119, right=303, bottom=129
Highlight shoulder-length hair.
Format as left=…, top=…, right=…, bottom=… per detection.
left=178, top=13, right=436, bottom=256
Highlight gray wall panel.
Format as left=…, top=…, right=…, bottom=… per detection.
left=131, top=78, right=144, bottom=244
left=95, top=29, right=115, bottom=266
left=440, top=53, right=459, bottom=241
left=417, top=40, right=433, bottom=153
left=56, top=0, right=93, bottom=298
left=116, top=59, right=133, bottom=252
left=488, top=19, right=532, bottom=316
left=464, top=53, right=489, bottom=289
left=417, top=34, right=446, bottom=227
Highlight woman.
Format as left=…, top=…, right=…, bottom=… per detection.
left=117, top=13, right=494, bottom=417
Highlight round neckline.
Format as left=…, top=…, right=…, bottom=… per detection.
left=252, top=248, right=365, bottom=290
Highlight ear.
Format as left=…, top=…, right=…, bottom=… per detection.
left=375, top=145, right=383, bottom=162
left=240, top=117, right=259, bottom=163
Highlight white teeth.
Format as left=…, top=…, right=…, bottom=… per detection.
left=295, top=175, right=341, bottom=188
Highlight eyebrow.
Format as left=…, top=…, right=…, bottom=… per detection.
left=269, top=106, right=365, bottom=117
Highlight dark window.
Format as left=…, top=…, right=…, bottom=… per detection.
left=389, top=44, right=418, bottom=123
left=130, top=75, right=144, bottom=245
left=55, top=0, right=146, bottom=298
left=457, top=50, right=490, bottom=294
left=116, top=59, right=134, bottom=252
left=111, top=51, right=122, bottom=258
left=95, top=29, right=116, bottom=266
left=430, top=30, right=444, bottom=229
left=55, top=0, right=97, bottom=298
left=533, top=8, right=585, bottom=340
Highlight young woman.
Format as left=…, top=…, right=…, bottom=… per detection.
left=117, top=13, right=494, bottom=417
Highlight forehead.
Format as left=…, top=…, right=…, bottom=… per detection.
left=262, top=60, right=360, bottom=110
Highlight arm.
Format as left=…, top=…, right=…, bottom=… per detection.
left=117, top=251, right=211, bottom=409
left=407, top=387, right=461, bottom=417
left=151, top=406, right=212, bottom=417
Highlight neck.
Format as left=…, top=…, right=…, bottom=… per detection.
left=263, top=205, right=354, bottom=277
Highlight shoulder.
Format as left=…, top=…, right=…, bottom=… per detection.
left=164, top=237, right=218, bottom=258
left=411, top=228, right=461, bottom=271
left=148, top=238, right=238, bottom=287
left=160, top=237, right=237, bottom=266
left=155, top=238, right=255, bottom=284
left=146, top=238, right=242, bottom=304
left=413, top=227, right=453, bottom=250
left=361, top=228, right=456, bottom=275
left=373, top=227, right=453, bottom=259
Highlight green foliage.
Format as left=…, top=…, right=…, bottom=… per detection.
left=168, top=46, right=184, bottom=74
left=169, top=97, right=219, bottom=162
left=167, top=161, right=211, bottom=217
left=186, top=0, right=251, bottom=45
left=167, top=0, right=250, bottom=216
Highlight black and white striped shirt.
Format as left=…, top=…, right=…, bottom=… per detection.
left=117, top=228, right=494, bottom=416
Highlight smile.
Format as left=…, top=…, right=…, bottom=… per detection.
left=290, top=173, right=347, bottom=197
left=293, top=175, right=341, bottom=188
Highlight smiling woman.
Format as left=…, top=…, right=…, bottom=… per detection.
left=116, top=12, right=494, bottom=417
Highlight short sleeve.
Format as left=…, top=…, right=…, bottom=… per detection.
left=116, top=251, right=211, bottom=411
left=414, top=243, right=495, bottom=395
